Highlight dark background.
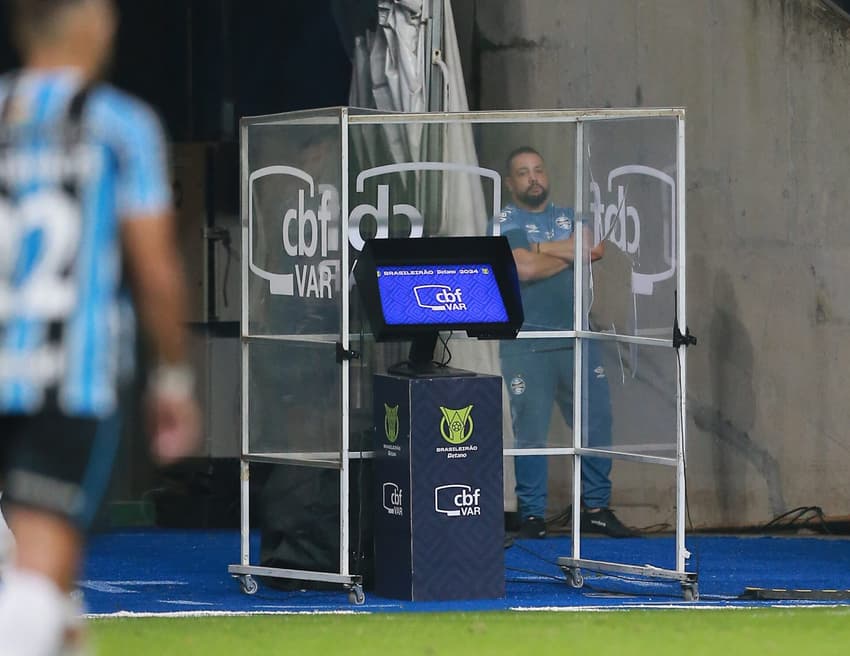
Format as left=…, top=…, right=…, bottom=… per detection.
left=0, top=0, right=354, bottom=141
left=0, top=0, right=357, bottom=528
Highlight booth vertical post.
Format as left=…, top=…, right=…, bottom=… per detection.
left=373, top=373, right=504, bottom=601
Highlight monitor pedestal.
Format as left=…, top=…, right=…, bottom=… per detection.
left=387, top=333, right=476, bottom=378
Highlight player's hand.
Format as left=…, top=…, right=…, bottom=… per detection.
left=146, top=364, right=202, bottom=465
left=148, top=391, right=201, bottom=465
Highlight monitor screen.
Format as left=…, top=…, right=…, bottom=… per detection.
left=354, top=236, right=523, bottom=342
left=376, top=264, right=509, bottom=326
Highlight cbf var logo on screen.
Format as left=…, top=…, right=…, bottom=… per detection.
left=414, top=285, right=467, bottom=312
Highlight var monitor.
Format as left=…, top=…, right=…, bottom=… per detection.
left=355, top=237, right=524, bottom=377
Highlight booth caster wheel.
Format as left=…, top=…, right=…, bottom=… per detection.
left=239, top=575, right=258, bottom=595
left=348, top=584, right=365, bottom=605
left=682, top=583, right=699, bottom=602
left=565, top=568, right=584, bottom=589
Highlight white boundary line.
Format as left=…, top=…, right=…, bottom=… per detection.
left=85, top=602, right=850, bottom=619
left=512, top=604, right=850, bottom=612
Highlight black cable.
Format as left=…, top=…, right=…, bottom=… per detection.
left=505, top=566, right=567, bottom=583
left=512, top=541, right=561, bottom=568
left=220, top=238, right=232, bottom=308
left=436, top=331, right=453, bottom=367
left=763, top=506, right=831, bottom=534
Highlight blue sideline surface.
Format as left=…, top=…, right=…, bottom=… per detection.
left=77, top=531, right=850, bottom=616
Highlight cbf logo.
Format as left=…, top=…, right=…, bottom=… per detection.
left=249, top=161, right=504, bottom=301
left=435, top=485, right=481, bottom=517
left=589, top=164, right=676, bottom=296
left=414, top=285, right=466, bottom=312
left=439, top=405, right=474, bottom=445
left=349, top=162, right=503, bottom=251
left=248, top=166, right=340, bottom=299
left=384, top=404, right=399, bottom=443
left=382, top=482, right=403, bottom=517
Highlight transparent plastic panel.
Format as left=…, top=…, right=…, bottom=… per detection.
left=244, top=113, right=343, bottom=337
left=246, top=338, right=341, bottom=461
left=580, top=339, right=677, bottom=459
left=347, top=120, right=577, bottom=337
left=346, top=118, right=581, bottom=453
left=580, top=118, right=678, bottom=340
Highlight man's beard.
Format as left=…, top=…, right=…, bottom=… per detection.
left=516, top=184, right=549, bottom=209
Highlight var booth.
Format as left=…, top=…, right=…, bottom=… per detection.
left=229, top=107, right=694, bottom=603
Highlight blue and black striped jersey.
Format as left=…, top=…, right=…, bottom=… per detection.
left=0, top=69, right=172, bottom=417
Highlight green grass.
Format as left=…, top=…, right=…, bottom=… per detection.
left=90, top=608, right=850, bottom=655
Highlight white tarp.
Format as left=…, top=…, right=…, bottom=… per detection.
left=348, top=0, right=512, bottom=507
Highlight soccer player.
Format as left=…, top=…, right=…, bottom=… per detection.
left=498, top=146, right=634, bottom=539
left=0, top=1, right=200, bottom=653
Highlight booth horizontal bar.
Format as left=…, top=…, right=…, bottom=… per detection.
left=575, top=447, right=677, bottom=467
left=347, top=108, right=685, bottom=124
left=228, top=564, right=360, bottom=586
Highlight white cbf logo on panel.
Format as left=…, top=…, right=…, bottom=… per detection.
left=348, top=162, right=503, bottom=251
left=435, top=484, right=481, bottom=517
left=248, top=166, right=340, bottom=299
left=382, top=482, right=403, bottom=517
left=588, top=164, right=676, bottom=296
left=249, top=162, right=502, bottom=297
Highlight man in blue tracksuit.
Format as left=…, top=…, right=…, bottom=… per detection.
left=499, top=146, right=633, bottom=539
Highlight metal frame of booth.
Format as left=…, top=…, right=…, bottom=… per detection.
left=229, top=107, right=695, bottom=604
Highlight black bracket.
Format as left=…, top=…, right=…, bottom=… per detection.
left=673, top=323, right=697, bottom=349
left=336, top=342, right=361, bottom=363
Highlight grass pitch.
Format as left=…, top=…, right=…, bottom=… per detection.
left=91, top=608, right=850, bottom=655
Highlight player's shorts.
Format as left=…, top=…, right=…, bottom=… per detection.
left=0, top=411, right=121, bottom=531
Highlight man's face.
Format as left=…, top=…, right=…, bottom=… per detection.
left=506, top=152, right=550, bottom=210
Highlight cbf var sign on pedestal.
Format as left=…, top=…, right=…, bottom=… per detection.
left=373, top=373, right=504, bottom=601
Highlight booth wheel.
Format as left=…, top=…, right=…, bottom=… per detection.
left=682, top=582, right=699, bottom=602
left=347, top=584, right=365, bottom=605
left=239, top=574, right=258, bottom=595
left=563, top=567, right=584, bottom=589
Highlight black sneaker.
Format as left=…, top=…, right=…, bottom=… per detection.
left=519, top=516, right=547, bottom=539
left=580, top=508, right=636, bottom=538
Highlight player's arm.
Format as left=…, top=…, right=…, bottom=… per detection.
left=113, top=98, right=200, bottom=464
left=122, top=213, right=200, bottom=465
left=122, top=213, right=188, bottom=366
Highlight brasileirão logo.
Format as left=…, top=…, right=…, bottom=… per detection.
left=439, top=405, right=474, bottom=445
left=384, top=404, right=399, bottom=443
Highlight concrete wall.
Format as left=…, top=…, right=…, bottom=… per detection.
left=454, top=0, right=850, bottom=528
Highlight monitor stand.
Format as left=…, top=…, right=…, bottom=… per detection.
left=387, top=333, right=476, bottom=378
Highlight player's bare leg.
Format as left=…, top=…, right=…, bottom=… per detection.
left=0, top=507, right=83, bottom=656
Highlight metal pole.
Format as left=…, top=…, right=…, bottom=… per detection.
left=339, top=108, right=351, bottom=577
left=427, top=0, right=445, bottom=112
left=675, top=113, right=688, bottom=573
left=240, top=122, right=251, bottom=567
left=572, top=121, right=585, bottom=560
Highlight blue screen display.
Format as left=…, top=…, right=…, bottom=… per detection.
left=377, top=264, right=509, bottom=325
